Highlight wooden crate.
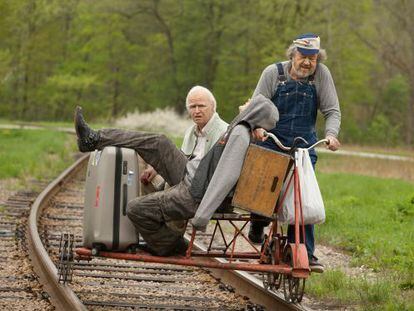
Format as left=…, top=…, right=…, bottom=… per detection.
left=232, top=144, right=291, bottom=217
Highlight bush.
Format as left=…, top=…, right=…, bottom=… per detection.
left=366, top=114, right=400, bottom=145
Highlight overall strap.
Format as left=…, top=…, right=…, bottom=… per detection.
left=276, top=62, right=286, bottom=84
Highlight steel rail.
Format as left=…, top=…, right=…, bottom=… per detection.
left=27, top=154, right=89, bottom=311
left=184, top=235, right=311, bottom=311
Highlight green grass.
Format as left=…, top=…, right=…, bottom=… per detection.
left=0, top=119, right=73, bottom=127
left=318, top=173, right=414, bottom=272
left=307, top=172, right=414, bottom=309
left=0, top=119, right=109, bottom=130
left=0, top=128, right=77, bottom=180
left=307, top=270, right=414, bottom=310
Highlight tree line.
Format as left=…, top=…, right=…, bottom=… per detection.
left=0, top=0, right=412, bottom=146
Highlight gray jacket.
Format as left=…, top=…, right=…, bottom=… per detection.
left=191, top=95, right=278, bottom=230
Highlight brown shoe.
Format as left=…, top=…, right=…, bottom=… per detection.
left=74, top=106, right=100, bottom=152
left=309, top=255, right=324, bottom=273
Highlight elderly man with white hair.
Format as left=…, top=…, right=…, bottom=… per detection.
left=140, top=86, right=228, bottom=188
left=74, top=86, right=228, bottom=256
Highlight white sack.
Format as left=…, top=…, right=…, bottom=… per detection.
left=277, top=148, right=325, bottom=225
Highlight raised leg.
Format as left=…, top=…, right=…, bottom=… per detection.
left=98, top=129, right=187, bottom=186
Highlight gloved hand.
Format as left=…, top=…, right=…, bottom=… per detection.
left=190, top=218, right=207, bottom=232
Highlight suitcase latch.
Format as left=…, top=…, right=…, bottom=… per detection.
left=122, top=161, right=128, bottom=174
left=127, top=170, right=134, bottom=186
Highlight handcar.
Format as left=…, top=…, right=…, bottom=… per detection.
left=58, top=134, right=328, bottom=303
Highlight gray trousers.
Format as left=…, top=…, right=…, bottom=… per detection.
left=97, top=129, right=197, bottom=256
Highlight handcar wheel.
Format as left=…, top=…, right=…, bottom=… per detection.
left=282, top=247, right=305, bottom=303
left=262, top=237, right=282, bottom=290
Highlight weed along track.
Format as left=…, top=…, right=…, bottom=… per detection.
left=23, top=155, right=309, bottom=310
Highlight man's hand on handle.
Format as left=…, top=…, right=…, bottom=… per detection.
left=325, top=135, right=340, bottom=151
left=252, top=128, right=268, bottom=142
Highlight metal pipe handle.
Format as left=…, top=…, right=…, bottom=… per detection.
left=263, top=131, right=329, bottom=151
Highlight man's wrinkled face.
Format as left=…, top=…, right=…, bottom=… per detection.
left=291, top=51, right=318, bottom=79
left=187, top=93, right=215, bottom=130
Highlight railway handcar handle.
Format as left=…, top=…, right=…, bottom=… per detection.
left=263, top=132, right=291, bottom=151
left=264, top=131, right=329, bottom=151
left=307, top=138, right=329, bottom=150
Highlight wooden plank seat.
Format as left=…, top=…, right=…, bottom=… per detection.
left=211, top=209, right=250, bottom=220
left=211, top=207, right=277, bottom=221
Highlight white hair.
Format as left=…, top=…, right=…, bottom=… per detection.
left=185, top=85, right=217, bottom=112
left=286, top=44, right=327, bottom=62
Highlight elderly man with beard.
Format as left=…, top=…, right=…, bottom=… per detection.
left=248, top=33, right=341, bottom=273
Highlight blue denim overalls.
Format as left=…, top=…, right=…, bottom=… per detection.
left=259, top=62, right=318, bottom=258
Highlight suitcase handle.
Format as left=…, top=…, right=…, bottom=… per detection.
left=122, top=184, right=128, bottom=216
left=271, top=176, right=279, bottom=192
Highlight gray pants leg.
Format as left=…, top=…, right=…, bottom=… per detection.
left=97, top=129, right=187, bottom=186
left=96, top=129, right=192, bottom=255
left=126, top=181, right=197, bottom=256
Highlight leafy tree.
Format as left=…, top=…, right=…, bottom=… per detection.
left=0, top=0, right=412, bottom=146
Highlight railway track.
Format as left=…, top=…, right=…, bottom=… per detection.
left=24, top=154, right=309, bottom=310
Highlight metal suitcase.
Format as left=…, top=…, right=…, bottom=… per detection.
left=83, top=147, right=140, bottom=254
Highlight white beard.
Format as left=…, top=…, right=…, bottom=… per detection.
left=291, top=64, right=316, bottom=79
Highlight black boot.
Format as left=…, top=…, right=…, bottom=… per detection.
left=248, top=223, right=265, bottom=244
left=74, top=106, right=100, bottom=152
left=168, top=237, right=189, bottom=256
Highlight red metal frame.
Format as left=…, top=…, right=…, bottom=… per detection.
left=76, top=247, right=292, bottom=274
left=75, top=151, right=310, bottom=279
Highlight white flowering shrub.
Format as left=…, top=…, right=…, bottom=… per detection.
left=114, top=108, right=193, bottom=137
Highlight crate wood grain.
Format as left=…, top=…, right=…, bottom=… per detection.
left=232, top=144, right=291, bottom=217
